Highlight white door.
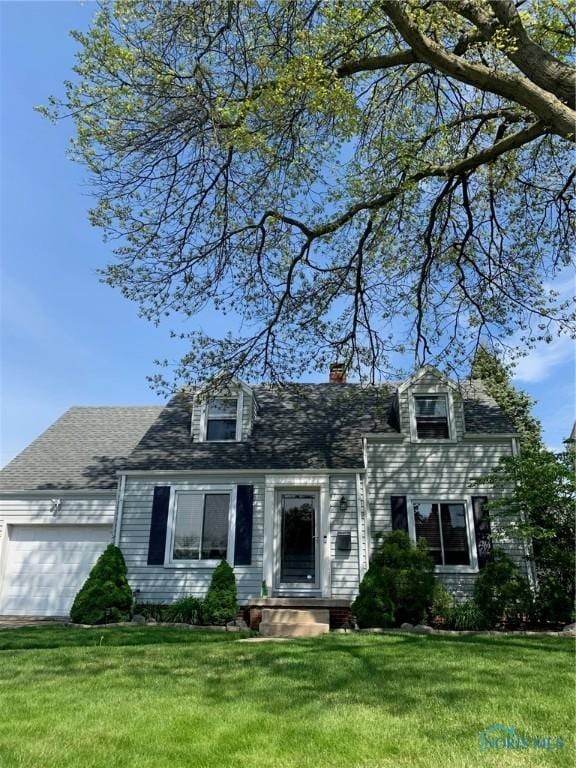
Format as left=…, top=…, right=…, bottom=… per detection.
left=0, top=525, right=112, bottom=616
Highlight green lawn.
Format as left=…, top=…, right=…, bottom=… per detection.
left=0, top=626, right=573, bottom=768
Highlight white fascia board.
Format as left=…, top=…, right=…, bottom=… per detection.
left=462, top=433, right=518, bottom=440
left=120, top=467, right=365, bottom=477
left=0, top=489, right=117, bottom=498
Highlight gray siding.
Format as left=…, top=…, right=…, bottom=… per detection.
left=329, top=475, right=361, bottom=599
left=241, top=393, right=253, bottom=438
left=365, top=435, right=528, bottom=598
left=119, top=472, right=366, bottom=604
left=0, top=496, right=115, bottom=542
left=190, top=399, right=202, bottom=441
left=119, top=474, right=265, bottom=603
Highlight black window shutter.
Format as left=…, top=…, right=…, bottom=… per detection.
left=472, top=495, right=492, bottom=568
left=391, top=496, right=408, bottom=533
left=234, top=485, right=254, bottom=566
left=147, top=486, right=171, bottom=565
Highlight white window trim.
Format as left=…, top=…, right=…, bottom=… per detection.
left=408, top=388, right=457, bottom=443
left=198, top=390, right=244, bottom=443
left=406, top=494, right=478, bottom=573
left=164, top=484, right=237, bottom=568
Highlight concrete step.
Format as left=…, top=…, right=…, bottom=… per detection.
left=261, top=608, right=329, bottom=625
left=259, top=621, right=330, bottom=638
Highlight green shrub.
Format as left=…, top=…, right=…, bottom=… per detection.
left=473, top=550, right=532, bottom=628
left=202, top=561, right=238, bottom=625
left=531, top=572, right=576, bottom=627
left=429, top=581, right=454, bottom=626
left=165, top=596, right=204, bottom=624
left=352, top=531, right=435, bottom=628
left=448, top=600, right=489, bottom=631
left=133, top=602, right=168, bottom=622
left=70, top=545, right=133, bottom=625
left=351, top=569, right=395, bottom=628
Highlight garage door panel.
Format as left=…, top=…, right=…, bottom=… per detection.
left=6, top=546, right=107, bottom=566
left=0, top=594, right=81, bottom=615
left=0, top=525, right=112, bottom=616
left=5, top=561, right=105, bottom=577
left=10, top=526, right=109, bottom=542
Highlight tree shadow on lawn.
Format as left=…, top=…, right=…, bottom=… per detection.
left=423, top=632, right=575, bottom=656
left=4, top=632, right=569, bottom=714
left=1, top=632, right=572, bottom=765
left=0, top=624, right=245, bottom=652
left=185, top=634, right=573, bottom=761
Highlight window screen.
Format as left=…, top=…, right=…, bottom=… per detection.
left=173, top=492, right=230, bottom=560
left=415, top=395, right=449, bottom=439
left=206, top=397, right=237, bottom=441
left=201, top=494, right=229, bottom=559
left=414, top=502, right=469, bottom=565
left=173, top=493, right=204, bottom=559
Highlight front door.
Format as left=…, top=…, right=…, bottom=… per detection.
left=277, top=492, right=319, bottom=590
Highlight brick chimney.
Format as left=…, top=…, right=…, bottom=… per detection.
left=329, top=363, right=346, bottom=383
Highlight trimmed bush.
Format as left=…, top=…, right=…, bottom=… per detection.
left=202, top=560, right=238, bottom=625
left=352, top=531, right=435, bottom=628
left=70, top=544, right=133, bottom=625
left=473, top=550, right=532, bottom=628
left=351, top=569, right=395, bottom=628
left=165, top=597, right=204, bottom=624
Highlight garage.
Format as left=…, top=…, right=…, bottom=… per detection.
left=0, top=525, right=112, bottom=616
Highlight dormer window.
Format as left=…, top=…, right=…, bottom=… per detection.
left=415, top=395, right=449, bottom=439
left=193, top=379, right=252, bottom=442
left=205, top=397, right=238, bottom=441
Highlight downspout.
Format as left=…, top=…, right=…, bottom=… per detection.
left=355, top=473, right=365, bottom=580
left=113, top=474, right=127, bottom=547
left=362, top=437, right=371, bottom=567
left=512, top=436, right=537, bottom=592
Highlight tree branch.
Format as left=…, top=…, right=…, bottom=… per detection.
left=336, top=49, right=416, bottom=77
left=272, top=120, right=547, bottom=242
left=381, top=1, right=575, bottom=139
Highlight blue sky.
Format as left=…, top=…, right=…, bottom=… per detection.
left=0, top=1, right=574, bottom=466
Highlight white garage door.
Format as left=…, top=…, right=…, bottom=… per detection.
left=0, top=525, right=112, bottom=616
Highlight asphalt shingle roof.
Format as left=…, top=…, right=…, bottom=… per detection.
left=0, top=380, right=515, bottom=491
left=123, top=384, right=396, bottom=474
left=460, top=381, right=516, bottom=433
left=0, top=407, right=164, bottom=491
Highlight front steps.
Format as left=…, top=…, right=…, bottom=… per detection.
left=259, top=607, right=330, bottom=637
left=245, top=598, right=352, bottom=632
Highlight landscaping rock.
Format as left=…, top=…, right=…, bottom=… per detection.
left=562, top=623, right=576, bottom=635
left=400, top=622, right=414, bottom=631
left=146, top=618, right=157, bottom=625
left=131, top=614, right=146, bottom=625
left=413, top=624, right=433, bottom=634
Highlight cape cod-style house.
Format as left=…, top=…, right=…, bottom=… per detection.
left=0, top=365, right=531, bottom=631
